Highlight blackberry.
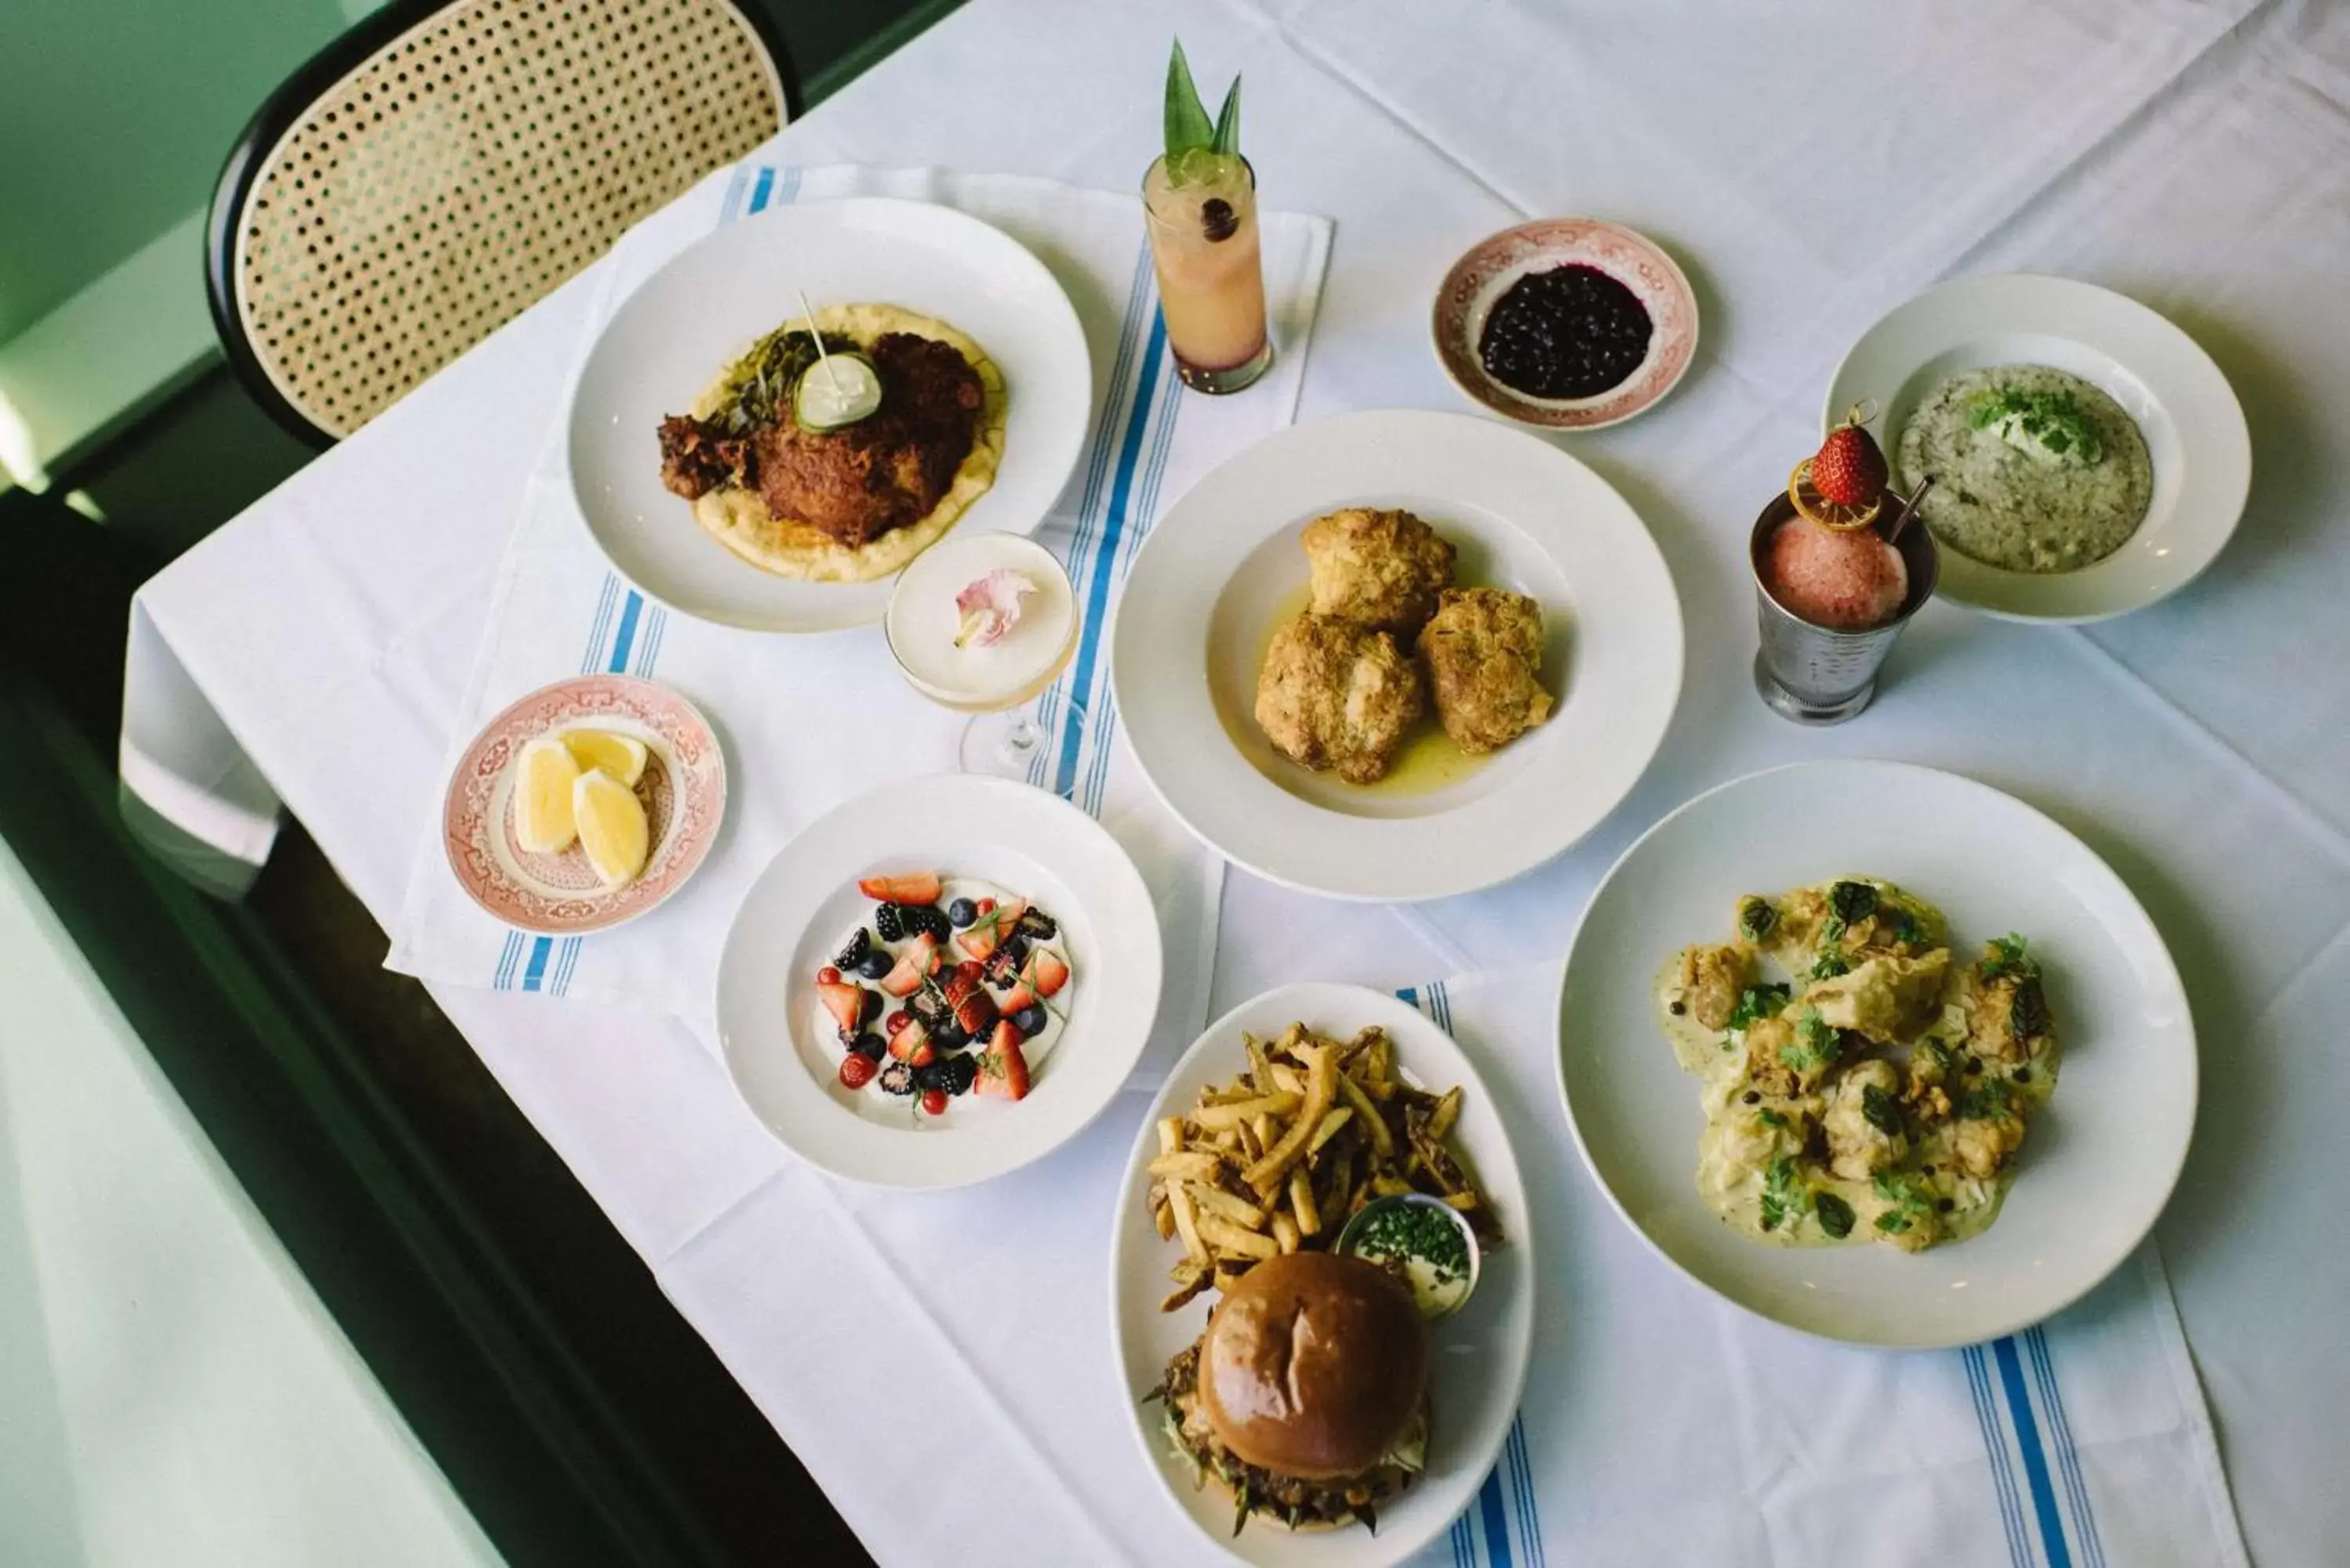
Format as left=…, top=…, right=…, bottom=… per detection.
left=947, top=898, right=978, bottom=928
left=874, top=903, right=907, bottom=942
left=938, top=1053, right=979, bottom=1097
left=1014, top=906, right=1059, bottom=941
left=877, top=1060, right=916, bottom=1097
left=850, top=1032, right=886, bottom=1062
left=983, top=936, right=1030, bottom=988
left=908, top=986, right=953, bottom=1030
left=898, top=904, right=951, bottom=945
left=913, top=1056, right=958, bottom=1093
left=835, top=928, right=873, bottom=970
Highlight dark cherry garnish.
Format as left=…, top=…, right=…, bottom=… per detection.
left=1200, top=197, right=1238, bottom=242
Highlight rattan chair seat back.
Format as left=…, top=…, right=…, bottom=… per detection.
left=210, top=0, right=787, bottom=443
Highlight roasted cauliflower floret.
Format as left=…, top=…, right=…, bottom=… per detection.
left=1951, top=1082, right=2030, bottom=1179
left=1671, top=941, right=1758, bottom=1032
left=1824, top=1059, right=1910, bottom=1180
left=1803, top=950, right=1950, bottom=1044
left=1775, top=886, right=1832, bottom=953
left=1745, top=1008, right=1841, bottom=1098
left=1867, top=1174, right=1943, bottom=1252
left=1965, top=935, right=2055, bottom=1063
left=1715, top=1099, right=1813, bottom=1178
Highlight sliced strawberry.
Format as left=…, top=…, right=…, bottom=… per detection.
left=954, top=989, right=1000, bottom=1038
left=999, top=981, right=1039, bottom=1017
left=887, top=1018, right=935, bottom=1067
left=878, top=933, right=942, bottom=997
left=956, top=923, right=1000, bottom=963
left=817, top=979, right=866, bottom=1037
left=976, top=1021, right=1031, bottom=1101
left=858, top=872, right=943, bottom=905
left=1023, top=947, right=1071, bottom=999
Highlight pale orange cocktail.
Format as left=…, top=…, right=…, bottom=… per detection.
left=1143, top=150, right=1272, bottom=394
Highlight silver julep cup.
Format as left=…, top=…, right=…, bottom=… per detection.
left=1750, top=492, right=1940, bottom=724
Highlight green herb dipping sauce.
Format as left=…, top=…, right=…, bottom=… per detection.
left=1348, top=1201, right=1472, bottom=1317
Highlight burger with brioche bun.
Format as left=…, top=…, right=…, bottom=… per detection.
left=1152, top=1251, right=1431, bottom=1534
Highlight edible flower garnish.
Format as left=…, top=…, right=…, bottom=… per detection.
left=954, top=569, right=1036, bottom=649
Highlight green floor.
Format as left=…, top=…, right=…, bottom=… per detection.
left=0, top=3, right=965, bottom=1562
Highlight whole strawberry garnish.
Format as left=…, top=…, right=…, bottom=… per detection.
left=1810, top=407, right=1888, bottom=507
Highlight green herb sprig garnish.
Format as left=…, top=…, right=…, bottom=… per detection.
left=1969, top=386, right=2106, bottom=464
left=1872, top=1172, right=1934, bottom=1234
left=1727, top=981, right=1792, bottom=1032
left=1761, top=1155, right=1807, bottom=1233
left=1810, top=948, right=1852, bottom=981
left=710, top=323, right=860, bottom=434
left=1815, top=1191, right=1856, bottom=1239
left=1780, top=1008, right=1838, bottom=1075
left=1980, top=933, right=2038, bottom=981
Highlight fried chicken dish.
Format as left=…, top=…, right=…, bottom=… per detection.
left=1419, top=587, right=1553, bottom=753
left=1300, top=508, right=1458, bottom=638
left=1253, top=614, right=1423, bottom=785
left=659, top=332, right=985, bottom=550
left=1253, top=506, right=1552, bottom=784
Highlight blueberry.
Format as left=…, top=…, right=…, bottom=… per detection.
left=856, top=951, right=892, bottom=981
left=947, top=898, right=977, bottom=928
left=851, top=1032, right=885, bottom=1061
left=934, top=1019, right=970, bottom=1053
left=1012, top=1006, right=1047, bottom=1036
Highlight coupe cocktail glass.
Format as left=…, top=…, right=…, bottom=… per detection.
left=884, top=533, right=1081, bottom=780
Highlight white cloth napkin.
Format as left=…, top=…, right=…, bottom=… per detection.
left=385, top=164, right=1332, bottom=1029
left=660, top=961, right=2248, bottom=1568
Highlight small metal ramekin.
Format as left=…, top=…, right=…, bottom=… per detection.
left=1749, top=492, right=1940, bottom=725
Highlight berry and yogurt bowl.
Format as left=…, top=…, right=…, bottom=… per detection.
left=813, top=869, right=1077, bottom=1122
left=715, top=774, right=1163, bottom=1189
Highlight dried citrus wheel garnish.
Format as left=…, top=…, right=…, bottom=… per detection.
left=1788, top=459, right=1885, bottom=532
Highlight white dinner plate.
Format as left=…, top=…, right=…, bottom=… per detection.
left=569, top=197, right=1093, bottom=634
left=714, top=775, right=1161, bottom=1188
left=1110, top=983, right=1535, bottom=1566
left=1110, top=409, right=1683, bottom=902
left=1827, top=273, right=2249, bottom=623
left=1557, top=761, right=2196, bottom=1349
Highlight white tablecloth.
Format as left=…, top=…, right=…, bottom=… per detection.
left=121, top=2, right=2350, bottom=1563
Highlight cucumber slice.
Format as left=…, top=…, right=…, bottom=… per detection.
left=793, top=352, right=882, bottom=432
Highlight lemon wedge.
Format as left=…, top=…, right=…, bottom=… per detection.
left=573, top=769, right=650, bottom=887
left=512, top=735, right=581, bottom=854
left=562, top=728, right=648, bottom=788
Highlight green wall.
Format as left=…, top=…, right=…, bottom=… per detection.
left=0, top=0, right=360, bottom=342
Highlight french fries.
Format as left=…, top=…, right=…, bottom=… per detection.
left=1144, top=1021, right=1499, bottom=1310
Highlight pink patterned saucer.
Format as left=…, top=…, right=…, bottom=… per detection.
left=443, top=674, right=725, bottom=935
left=1433, top=218, right=1700, bottom=430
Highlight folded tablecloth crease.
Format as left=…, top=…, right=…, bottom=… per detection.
left=382, top=165, right=1332, bottom=1034
left=657, top=961, right=2247, bottom=1568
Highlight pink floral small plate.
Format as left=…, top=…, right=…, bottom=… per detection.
left=443, top=674, right=726, bottom=935
left=1433, top=218, right=1700, bottom=431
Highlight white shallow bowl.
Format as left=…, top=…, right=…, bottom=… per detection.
left=715, top=775, right=1161, bottom=1188
left=1827, top=272, right=2248, bottom=623
left=1557, top=760, right=2197, bottom=1349
left=1110, top=983, right=1535, bottom=1567
left=569, top=197, right=1093, bottom=634
left=1111, top=408, right=1683, bottom=902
